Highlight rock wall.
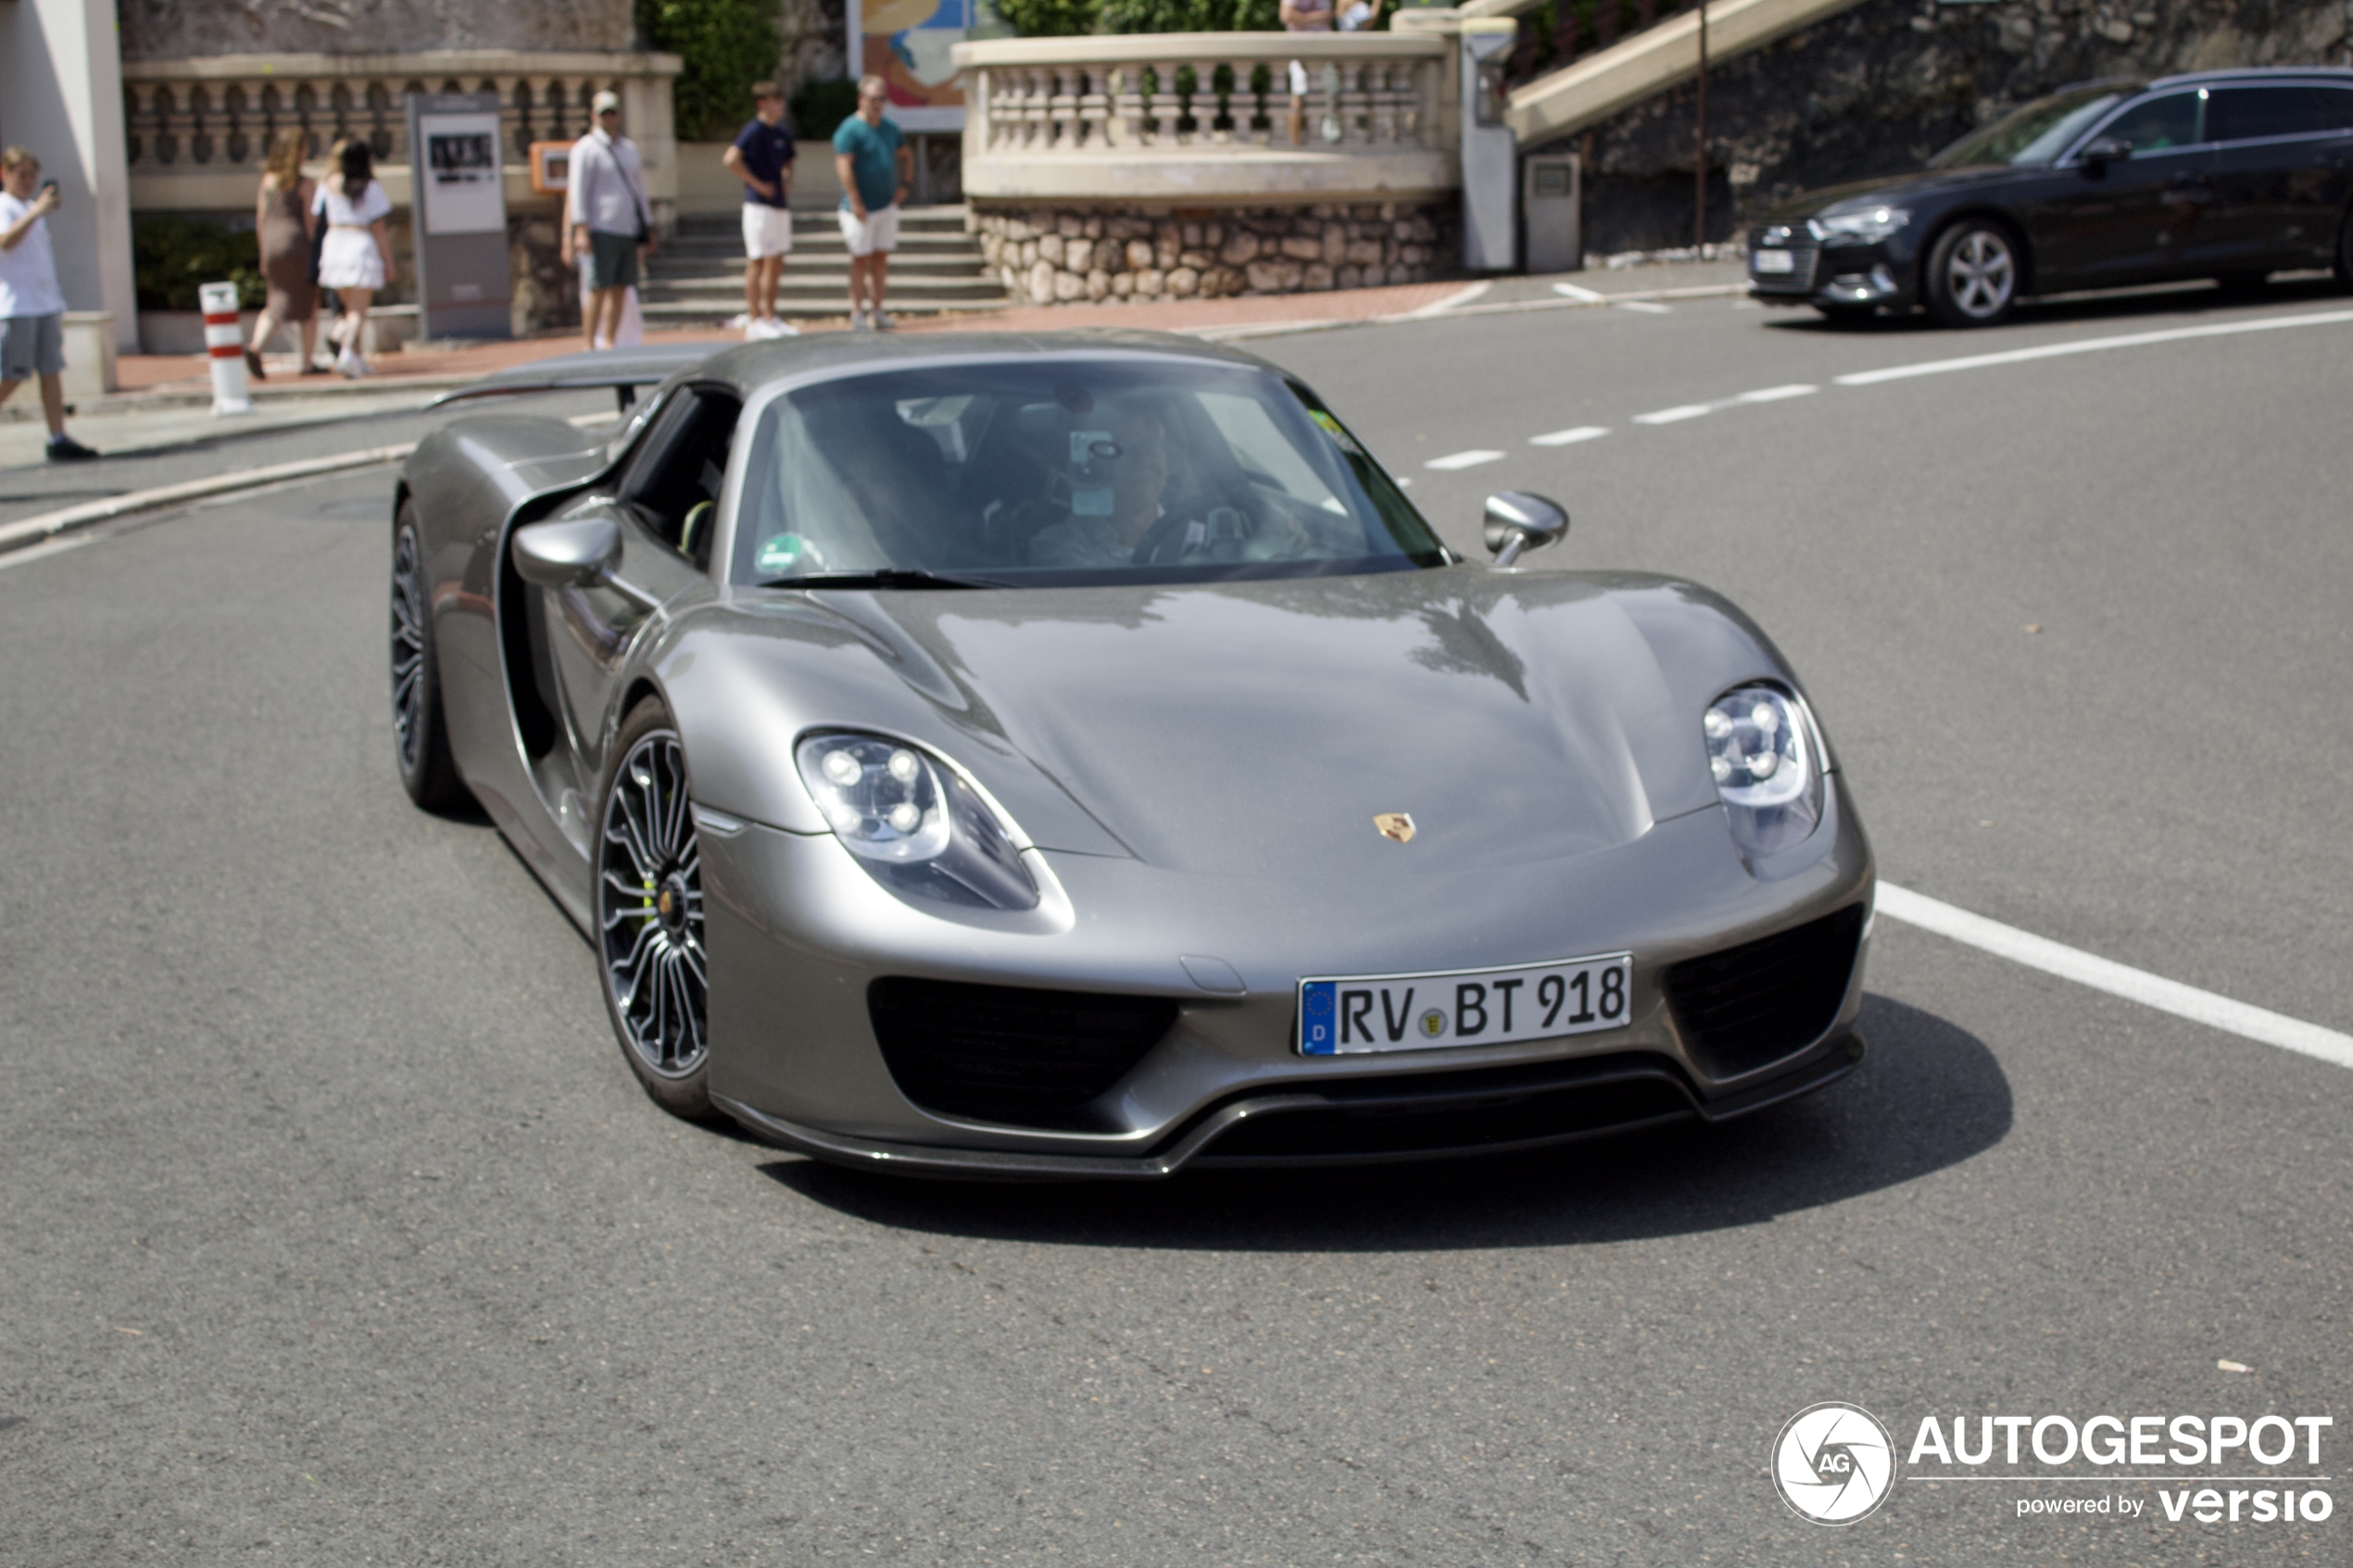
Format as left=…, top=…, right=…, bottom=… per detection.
left=118, top=0, right=636, bottom=61
left=1578, top=0, right=2353, bottom=254
left=974, top=202, right=1457, bottom=303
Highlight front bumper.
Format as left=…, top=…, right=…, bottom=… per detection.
left=1748, top=235, right=1917, bottom=311
left=700, top=780, right=1874, bottom=1177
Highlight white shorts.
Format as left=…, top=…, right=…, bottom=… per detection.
left=743, top=204, right=793, bottom=259
left=838, top=203, right=900, bottom=258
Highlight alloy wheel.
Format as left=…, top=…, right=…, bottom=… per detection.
left=1945, top=230, right=2015, bottom=320
left=390, top=528, right=428, bottom=772
left=598, top=730, right=708, bottom=1077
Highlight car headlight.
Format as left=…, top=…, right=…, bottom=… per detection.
left=1807, top=207, right=1909, bottom=243
left=794, top=733, right=1039, bottom=911
left=1703, top=685, right=1823, bottom=857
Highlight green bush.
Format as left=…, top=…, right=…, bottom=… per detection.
left=1099, top=0, right=1277, bottom=31
left=791, top=78, right=862, bottom=144
left=637, top=0, right=784, bottom=142
left=132, top=215, right=265, bottom=313
left=998, top=0, right=1101, bottom=36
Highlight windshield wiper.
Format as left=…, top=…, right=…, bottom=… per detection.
left=759, top=569, right=1013, bottom=591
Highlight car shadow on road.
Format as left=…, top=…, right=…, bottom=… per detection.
left=757, top=991, right=2010, bottom=1251
left=1763, top=273, right=2344, bottom=336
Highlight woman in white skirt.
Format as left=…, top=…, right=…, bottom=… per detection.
left=310, top=139, right=396, bottom=377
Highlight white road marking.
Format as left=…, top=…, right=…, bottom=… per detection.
left=1404, top=281, right=1493, bottom=318
left=1738, top=383, right=1818, bottom=403
left=1877, top=883, right=2353, bottom=1071
left=1632, top=404, right=1713, bottom=424
left=1551, top=282, right=1607, bottom=303
left=1529, top=425, right=1611, bottom=446
left=1424, top=448, right=1507, bottom=470
left=1836, top=307, right=2353, bottom=386
left=0, top=533, right=93, bottom=572
left=1616, top=301, right=1674, bottom=315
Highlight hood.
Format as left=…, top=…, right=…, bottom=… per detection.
left=1754, top=164, right=2025, bottom=228
left=770, top=569, right=1734, bottom=880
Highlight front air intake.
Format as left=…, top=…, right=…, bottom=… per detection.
left=1661, top=903, right=1866, bottom=1081
left=868, top=978, right=1179, bottom=1131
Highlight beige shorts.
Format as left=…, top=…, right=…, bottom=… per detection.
left=743, top=204, right=794, bottom=259
left=838, top=203, right=900, bottom=258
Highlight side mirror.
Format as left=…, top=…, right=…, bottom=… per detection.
left=1483, top=491, right=1569, bottom=568
left=512, top=513, right=622, bottom=590
left=2080, top=136, right=2132, bottom=169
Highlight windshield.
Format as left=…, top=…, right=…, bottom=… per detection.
left=728, top=358, right=1447, bottom=587
left=1927, top=84, right=2133, bottom=168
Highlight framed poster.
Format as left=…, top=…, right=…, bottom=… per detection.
left=418, top=111, right=506, bottom=236
left=847, top=0, right=970, bottom=132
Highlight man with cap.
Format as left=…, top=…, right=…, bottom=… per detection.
left=560, top=90, right=656, bottom=351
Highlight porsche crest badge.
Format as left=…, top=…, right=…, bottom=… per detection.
left=1373, top=812, right=1416, bottom=844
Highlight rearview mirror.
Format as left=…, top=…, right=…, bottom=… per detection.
left=1483, top=492, right=1569, bottom=568
left=512, top=513, right=623, bottom=590
left=2080, top=136, right=2132, bottom=169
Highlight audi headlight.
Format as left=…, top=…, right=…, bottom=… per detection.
left=1704, top=685, right=1823, bottom=857
left=794, top=734, right=1039, bottom=911
left=1807, top=206, right=1909, bottom=243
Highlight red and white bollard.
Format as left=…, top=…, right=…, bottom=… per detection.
left=199, top=281, right=251, bottom=416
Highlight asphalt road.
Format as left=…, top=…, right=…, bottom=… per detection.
left=2, top=281, right=2347, bottom=1567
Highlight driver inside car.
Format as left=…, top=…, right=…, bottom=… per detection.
left=1027, top=397, right=1314, bottom=569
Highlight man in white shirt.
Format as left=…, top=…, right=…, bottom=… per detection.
left=560, top=93, right=657, bottom=352
left=0, top=147, right=97, bottom=460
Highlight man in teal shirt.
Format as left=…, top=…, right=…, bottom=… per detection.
left=834, top=76, right=913, bottom=331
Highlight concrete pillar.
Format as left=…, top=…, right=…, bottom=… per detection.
left=0, top=0, right=139, bottom=356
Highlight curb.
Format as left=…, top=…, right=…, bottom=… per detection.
left=0, top=443, right=416, bottom=556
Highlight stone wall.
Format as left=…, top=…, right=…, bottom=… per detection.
left=1577, top=0, right=2353, bottom=254
left=974, top=202, right=1457, bottom=304
left=118, top=0, right=636, bottom=61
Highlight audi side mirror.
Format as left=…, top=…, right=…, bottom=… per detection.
left=2080, top=136, right=2132, bottom=169
left=512, top=513, right=623, bottom=590
left=1483, top=492, right=1569, bottom=568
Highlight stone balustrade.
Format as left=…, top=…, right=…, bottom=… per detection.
left=120, top=51, right=681, bottom=213
left=954, top=32, right=1457, bottom=203
left=953, top=31, right=1461, bottom=303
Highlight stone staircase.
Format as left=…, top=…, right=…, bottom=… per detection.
left=638, top=206, right=1009, bottom=326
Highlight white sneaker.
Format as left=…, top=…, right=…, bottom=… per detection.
left=849, top=309, right=871, bottom=332
left=336, top=349, right=370, bottom=378
left=871, top=309, right=896, bottom=332
left=723, top=312, right=752, bottom=330
left=761, top=317, right=799, bottom=337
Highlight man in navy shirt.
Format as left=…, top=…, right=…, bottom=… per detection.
left=722, top=82, right=798, bottom=340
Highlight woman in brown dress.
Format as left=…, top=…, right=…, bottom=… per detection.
left=245, top=129, right=322, bottom=378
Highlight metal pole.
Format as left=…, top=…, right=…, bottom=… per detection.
left=1694, top=0, right=1708, bottom=251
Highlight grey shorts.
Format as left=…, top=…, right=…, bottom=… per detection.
left=0, top=314, right=64, bottom=380
left=587, top=231, right=641, bottom=293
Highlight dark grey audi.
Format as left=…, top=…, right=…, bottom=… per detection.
left=1749, top=68, right=2353, bottom=326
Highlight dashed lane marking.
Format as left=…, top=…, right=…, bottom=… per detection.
left=1551, top=282, right=1607, bottom=303
left=1631, top=405, right=1713, bottom=424
left=1738, top=383, right=1818, bottom=402
left=1833, top=307, right=2353, bottom=386
left=1529, top=426, right=1610, bottom=446
left=1878, top=883, right=2353, bottom=1072
left=1424, top=449, right=1508, bottom=470
left=1615, top=301, right=1674, bottom=315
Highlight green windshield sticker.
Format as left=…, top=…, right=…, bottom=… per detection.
left=756, top=533, right=809, bottom=573
left=1308, top=408, right=1363, bottom=454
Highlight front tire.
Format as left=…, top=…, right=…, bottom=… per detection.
left=1924, top=220, right=2020, bottom=328
left=390, top=505, right=469, bottom=812
left=596, top=699, right=714, bottom=1121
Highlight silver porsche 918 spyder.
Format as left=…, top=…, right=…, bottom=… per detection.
left=392, top=331, right=1873, bottom=1177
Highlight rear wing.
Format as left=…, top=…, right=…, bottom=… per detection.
left=429, top=345, right=718, bottom=412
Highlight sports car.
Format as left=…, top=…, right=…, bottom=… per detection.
left=390, top=331, right=1874, bottom=1177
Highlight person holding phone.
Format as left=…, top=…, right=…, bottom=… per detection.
left=0, top=147, right=99, bottom=460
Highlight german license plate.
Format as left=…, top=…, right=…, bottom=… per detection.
left=1753, top=248, right=1796, bottom=274
left=1298, top=954, right=1633, bottom=1056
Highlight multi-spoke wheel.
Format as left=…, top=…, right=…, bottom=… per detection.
left=597, top=701, right=713, bottom=1118
left=390, top=505, right=468, bottom=811
left=1925, top=220, right=2020, bottom=328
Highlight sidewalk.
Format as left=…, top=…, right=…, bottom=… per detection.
left=5, top=259, right=1748, bottom=468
